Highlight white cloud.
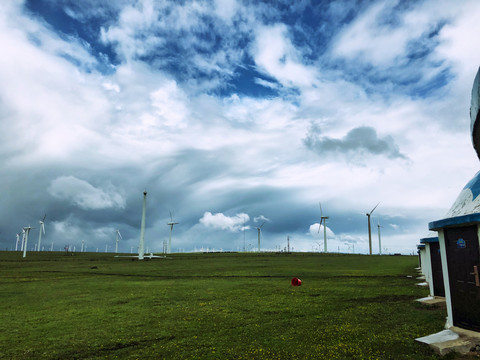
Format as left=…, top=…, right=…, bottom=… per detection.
left=330, top=1, right=436, bottom=66
left=214, top=0, right=238, bottom=23
left=254, top=215, right=269, bottom=223
left=150, top=80, right=189, bottom=128
left=309, top=223, right=335, bottom=238
left=199, top=212, right=249, bottom=232
left=252, top=24, right=317, bottom=88
left=48, top=176, right=125, bottom=210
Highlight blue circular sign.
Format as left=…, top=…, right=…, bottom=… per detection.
left=457, top=238, right=466, bottom=249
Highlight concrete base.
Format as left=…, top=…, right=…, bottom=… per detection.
left=415, top=296, right=446, bottom=307
left=416, top=327, right=480, bottom=355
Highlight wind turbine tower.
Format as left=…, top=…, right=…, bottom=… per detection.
left=138, top=190, right=147, bottom=260
left=255, top=221, right=265, bottom=252
left=37, top=214, right=46, bottom=252
left=318, top=203, right=329, bottom=253
left=167, top=211, right=178, bottom=254
left=15, top=232, right=21, bottom=251
left=115, top=229, right=122, bottom=253
left=366, top=202, right=380, bottom=255
left=20, top=229, right=25, bottom=251
left=22, top=226, right=33, bottom=258
left=377, top=222, right=383, bottom=255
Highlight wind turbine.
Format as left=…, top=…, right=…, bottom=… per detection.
left=115, top=229, right=122, bottom=253
left=22, top=226, right=33, bottom=258
left=377, top=222, right=383, bottom=255
left=318, top=203, right=329, bottom=253
left=255, top=221, right=265, bottom=252
left=37, top=214, right=46, bottom=252
left=115, top=190, right=167, bottom=260
left=366, top=202, right=380, bottom=255
left=138, top=190, right=147, bottom=260
left=20, top=228, right=25, bottom=252
left=167, top=211, right=178, bottom=254
left=15, top=232, right=21, bottom=251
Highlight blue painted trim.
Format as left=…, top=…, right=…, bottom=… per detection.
left=417, top=244, right=425, bottom=249
left=420, top=237, right=439, bottom=243
left=429, top=213, right=480, bottom=230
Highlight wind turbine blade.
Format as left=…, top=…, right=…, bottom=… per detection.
left=260, top=221, right=265, bottom=229
left=318, top=220, right=322, bottom=233
left=319, top=202, right=323, bottom=217
left=119, top=231, right=123, bottom=239
left=42, top=223, right=45, bottom=234
left=370, top=202, right=380, bottom=215
left=42, top=214, right=46, bottom=222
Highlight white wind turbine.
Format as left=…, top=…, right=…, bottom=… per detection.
left=318, top=203, right=329, bottom=253
left=115, top=229, right=122, bottom=253
left=167, top=211, right=179, bottom=254
left=138, top=190, right=147, bottom=260
left=37, top=214, right=46, bottom=252
left=22, top=225, right=33, bottom=258
left=255, top=221, right=265, bottom=252
left=15, top=232, right=21, bottom=251
left=366, top=202, right=380, bottom=255
left=115, top=190, right=167, bottom=260
left=20, top=228, right=26, bottom=252
left=377, top=222, right=383, bottom=255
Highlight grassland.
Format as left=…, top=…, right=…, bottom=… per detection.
left=0, top=251, right=466, bottom=359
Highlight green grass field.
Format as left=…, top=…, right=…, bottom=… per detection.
left=0, top=252, right=467, bottom=359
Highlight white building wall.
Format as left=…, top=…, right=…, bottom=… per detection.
left=423, top=243, right=434, bottom=297
left=437, top=229, right=453, bottom=329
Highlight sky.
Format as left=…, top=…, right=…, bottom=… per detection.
left=1, top=0, right=480, bottom=255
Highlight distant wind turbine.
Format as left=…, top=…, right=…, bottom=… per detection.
left=138, top=190, right=147, bottom=260
left=255, top=221, right=265, bottom=252
left=318, top=203, right=329, bottom=253
left=37, top=214, right=46, bottom=252
left=115, top=229, right=122, bottom=253
left=377, top=222, right=383, bottom=255
left=366, top=202, right=380, bottom=255
left=15, top=232, right=21, bottom=251
left=22, top=225, right=33, bottom=258
left=167, top=211, right=179, bottom=254
left=20, top=228, right=25, bottom=252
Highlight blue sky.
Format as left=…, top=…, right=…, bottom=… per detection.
left=1, top=0, right=480, bottom=254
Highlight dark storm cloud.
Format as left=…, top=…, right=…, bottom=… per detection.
left=303, top=125, right=408, bottom=161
